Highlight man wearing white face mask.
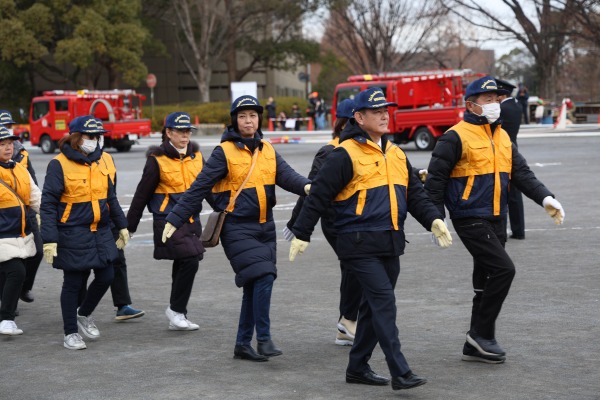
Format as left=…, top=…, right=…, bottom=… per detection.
left=425, top=76, right=565, bottom=364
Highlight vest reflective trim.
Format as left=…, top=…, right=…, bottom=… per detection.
left=152, top=152, right=203, bottom=222
left=55, top=153, right=109, bottom=232
left=334, top=139, right=408, bottom=231
left=212, top=141, right=276, bottom=223
left=450, top=121, right=513, bottom=216
left=17, top=150, right=29, bottom=169
left=0, top=163, right=31, bottom=237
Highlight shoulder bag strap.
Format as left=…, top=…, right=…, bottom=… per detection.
left=224, top=149, right=259, bottom=213
left=0, top=176, right=26, bottom=205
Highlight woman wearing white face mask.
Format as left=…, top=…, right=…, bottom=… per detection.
left=40, top=115, right=129, bottom=350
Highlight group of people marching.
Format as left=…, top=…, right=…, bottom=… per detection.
left=0, top=78, right=565, bottom=393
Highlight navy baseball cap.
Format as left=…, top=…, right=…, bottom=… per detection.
left=464, top=76, right=510, bottom=100
left=336, top=98, right=355, bottom=119
left=0, top=126, right=20, bottom=141
left=230, top=96, right=263, bottom=115
left=68, top=115, right=108, bottom=135
left=164, top=112, right=196, bottom=130
left=0, top=110, right=16, bottom=125
left=352, top=87, right=397, bottom=112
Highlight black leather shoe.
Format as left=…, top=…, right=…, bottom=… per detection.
left=346, top=369, right=390, bottom=386
left=391, top=373, right=427, bottom=390
left=510, top=234, right=525, bottom=240
left=20, top=290, right=34, bottom=303
left=257, top=339, right=282, bottom=357
left=233, top=345, right=268, bottom=362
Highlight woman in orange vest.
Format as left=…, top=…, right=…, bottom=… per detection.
left=162, top=96, right=310, bottom=362
left=127, top=112, right=206, bottom=331
left=0, top=126, right=41, bottom=336
left=40, top=115, right=129, bottom=350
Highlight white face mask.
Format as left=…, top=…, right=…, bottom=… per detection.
left=471, top=102, right=501, bottom=124
left=80, top=138, right=98, bottom=154
left=98, top=135, right=104, bottom=149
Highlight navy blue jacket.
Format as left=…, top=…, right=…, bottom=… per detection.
left=41, top=145, right=127, bottom=271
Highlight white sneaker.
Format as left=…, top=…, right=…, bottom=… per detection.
left=0, top=320, right=23, bottom=335
left=337, top=317, right=356, bottom=339
left=77, top=313, right=100, bottom=339
left=166, top=307, right=199, bottom=331
left=64, top=333, right=87, bottom=350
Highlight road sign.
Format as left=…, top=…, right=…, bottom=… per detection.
left=146, top=73, right=157, bottom=89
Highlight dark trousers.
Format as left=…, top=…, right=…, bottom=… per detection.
left=62, top=266, right=114, bottom=335
left=345, top=256, right=411, bottom=378
left=236, top=273, right=275, bottom=345
left=0, top=258, right=26, bottom=320
left=0, top=216, right=43, bottom=296
left=170, top=256, right=199, bottom=315
left=508, top=187, right=525, bottom=237
left=323, top=226, right=361, bottom=321
left=79, top=249, right=132, bottom=308
left=452, top=218, right=516, bottom=339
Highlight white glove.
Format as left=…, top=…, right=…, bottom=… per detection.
left=418, top=169, right=428, bottom=183
left=162, top=222, right=177, bottom=243
left=282, top=226, right=295, bottom=241
left=542, top=196, right=565, bottom=225
left=36, top=213, right=41, bottom=227
left=43, top=243, right=57, bottom=265
left=431, top=219, right=452, bottom=248
left=115, top=228, right=130, bottom=249
left=304, top=184, right=311, bottom=195
left=289, top=238, right=309, bottom=262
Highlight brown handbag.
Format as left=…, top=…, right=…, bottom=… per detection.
left=200, top=149, right=259, bottom=248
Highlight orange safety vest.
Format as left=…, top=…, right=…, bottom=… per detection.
left=0, top=163, right=31, bottom=237
left=449, top=120, right=512, bottom=217
left=334, top=139, right=409, bottom=231
left=55, top=153, right=110, bottom=232
left=150, top=152, right=204, bottom=216
left=212, top=141, right=276, bottom=223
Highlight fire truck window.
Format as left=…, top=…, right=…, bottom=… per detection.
left=336, top=87, right=361, bottom=104
left=55, top=100, right=69, bottom=112
left=32, top=101, right=50, bottom=121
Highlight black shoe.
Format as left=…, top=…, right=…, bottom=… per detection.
left=20, top=290, right=34, bottom=303
left=257, top=339, right=283, bottom=357
left=233, top=345, right=268, bottom=362
left=346, top=369, right=390, bottom=386
left=391, top=373, right=427, bottom=390
left=462, top=342, right=506, bottom=364
left=510, top=234, right=525, bottom=240
left=466, top=331, right=506, bottom=356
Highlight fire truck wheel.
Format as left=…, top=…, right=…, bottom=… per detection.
left=414, top=128, right=435, bottom=151
left=40, top=135, right=56, bottom=154
left=115, top=144, right=132, bottom=152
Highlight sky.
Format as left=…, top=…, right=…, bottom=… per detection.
left=303, top=0, right=539, bottom=58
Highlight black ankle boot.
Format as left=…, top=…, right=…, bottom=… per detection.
left=233, top=345, right=268, bottom=362
left=257, top=339, right=283, bottom=357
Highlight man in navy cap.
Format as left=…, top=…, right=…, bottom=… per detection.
left=496, top=78, right=526, bottom=240
left=289, top=87, right=452, bottom=391
left=425, top=76, right=565, bottom=364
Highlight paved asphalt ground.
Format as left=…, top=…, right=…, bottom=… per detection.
left=1, top=125, right=599, bottom=399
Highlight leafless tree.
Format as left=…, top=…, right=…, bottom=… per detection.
left=439, top=0, right=576, bottom=100
left=324, top=0, right=447, bottom=74
left=163, top=0, right=229, bottom=103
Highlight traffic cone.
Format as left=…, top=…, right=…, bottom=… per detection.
left=307, top=117, right=314, bottom=131
left=553, top=101, right=567, bottom=129
left=194, top=115, right=199, bottom=125
left=268, top=118, right=274, bottom=131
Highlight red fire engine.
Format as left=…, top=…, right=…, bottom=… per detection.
left=332, top=69, right=484, bottom=150
left=29, top=89, right=152, bottom=153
